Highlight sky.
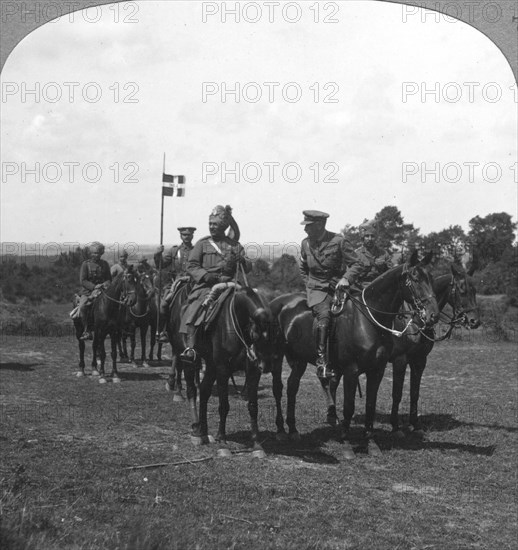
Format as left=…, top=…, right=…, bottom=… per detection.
left=1, top=0, right=516, bottom=256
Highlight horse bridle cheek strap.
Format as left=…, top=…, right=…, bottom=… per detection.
left=229, top=293, right=258, bottom=364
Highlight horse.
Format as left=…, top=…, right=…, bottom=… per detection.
left=389, top=263, right=481, bottom=437
left=268, top=250, right=439, bottom=459
left=183, top=284, right=273, bottom=458
left=73, top=268, right=138, bottom=383
left=118, top=270, right=156, bottom=368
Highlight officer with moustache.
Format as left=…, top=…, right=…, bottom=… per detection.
left=300, top=211, right=364, bottom=378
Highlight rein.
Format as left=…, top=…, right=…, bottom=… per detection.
left=229, top=268, right=258, bottom=363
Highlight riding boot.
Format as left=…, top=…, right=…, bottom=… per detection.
left=79, top=308, right=92, bottom=340
left=180, top=325, right=197, bottom=363
left=157, top=293, right=172, bottom=343
left=316, top=322, right=334, bottom=378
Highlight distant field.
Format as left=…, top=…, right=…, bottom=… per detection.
left=0, top=334, right=516, bottom=549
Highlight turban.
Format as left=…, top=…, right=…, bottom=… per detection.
left=89, top=241, right=105, bottom=255
left=209, top=205, right=233, bottom=230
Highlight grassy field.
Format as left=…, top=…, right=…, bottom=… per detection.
left=0, top=331, right=517, bottom=549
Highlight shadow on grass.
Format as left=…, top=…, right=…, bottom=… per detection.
left=0, top=362, right=40, bottom=371
left=226, top=427, right=341, bottom=464
left=117, top=372, right=165, bottom=382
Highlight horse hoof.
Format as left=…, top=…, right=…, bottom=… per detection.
left=131, top=362, right=139, bottom=369
left=326, top=415, right=338, bottom=426
left=172, top=393, right=185, bottom=403
left=289, top=432, right=301, bottom=442
left=75, top=371, right=85, bottom=378
left=276, top=432, right=289, bottom=443
left=91, top=370, right=100, bottom=377
left=207, top=435, right=215, bottom=444
left=112, top=377, right=121, bottom=384
left=251, top=449, right=266, bottom=459
left=190, top=435, right=204, bottom=446
left=392, top=430, right=405, bottom=440
left=368, top=440, right=383, bottom=458
left=165, top=382, right=171, bottom=392
left=217, top=448, right=232, bottom=459
left=98, top=377, right=107, bottom=385
left=142, top=362, right=150, bottom=369
left=342, top=442, right=355, bottom=460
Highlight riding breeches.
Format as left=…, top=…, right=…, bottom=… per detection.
left=311, top=294, right=333, bottom=326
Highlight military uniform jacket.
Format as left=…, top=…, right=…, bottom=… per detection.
left=79, top=259, right=111, bottom=295
left=355, top=244, right=393, bottom=284
left=187, top=235, right=249, bottom=297
left=300, top=231, right=364, bottom=307
left=154, top=243, right=193, bottom=280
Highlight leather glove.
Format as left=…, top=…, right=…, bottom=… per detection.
left=336, top=277, right=350, bottom=290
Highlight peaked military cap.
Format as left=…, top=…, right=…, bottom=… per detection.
left=177, top=227, right=196, bottom=233
left=300, top=210, right=330, bottom=225
left=360, top=219, right=376, bottom=235
left=120, top=250, right=129, bottom=258
left=137, top=254, right=148, bottom=263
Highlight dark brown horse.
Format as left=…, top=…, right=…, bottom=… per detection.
left=269, top=250, right=439, bottom=458
left=184, top=285, right=273, bottom=457
left=118, top=270, right=156, bottom=368
left=389, top=263, right=481, bottom=437
left=73, top=268, right=138, bottom=383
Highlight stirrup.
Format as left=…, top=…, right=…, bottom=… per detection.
left=316, top=357, right=335, bottom=379
left=80, top=331, right=93, bottom=341
left=180, top=347, right=197, bottom=363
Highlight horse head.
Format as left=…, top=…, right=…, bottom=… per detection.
left=451, top=263, right=481, bottom=328
left=137, top=270, right=156, bottom=301
left=120, top=265, right=138, bottom=307
left=401, top=250, right=440, bottom=328
left=239, top=288, right=274, bottom=372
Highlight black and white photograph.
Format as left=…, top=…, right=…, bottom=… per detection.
left=1, top=1, right=517, bottom=548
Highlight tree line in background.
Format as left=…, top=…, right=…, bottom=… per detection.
left=0, top=208, right=516, bottom=305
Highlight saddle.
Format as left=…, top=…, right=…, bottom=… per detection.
left=69, top=289, right=103, bottom=319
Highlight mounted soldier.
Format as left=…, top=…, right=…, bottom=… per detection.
left=77, top=242, right=112, bottom=341
left=110, top=249, right=129, bottom=278
left=155, top=227, right=197, bottom=343
left=299, top=210, right=364, bottom=378
left=354, top=220, right=393, bottom=287
left=179, top=205, right=248, bottom=362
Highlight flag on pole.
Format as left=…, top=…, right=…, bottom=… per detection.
left=162, top=174, right=186, bottom=197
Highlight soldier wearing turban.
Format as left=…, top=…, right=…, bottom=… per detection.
left=77, top=242, right=112, bottom=340
left=179, top=205, right=249, bottom=362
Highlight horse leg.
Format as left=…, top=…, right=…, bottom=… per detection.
left=168, top=355, right=185, bottom=402
left=129, top=331, right=138, bottom=368
left=157, top=342, right=163, bottom=362
left=192, top=361, right=216, bottom=445
left=111, top=333, right=121, bottom=383
left=141, top=324, right=150, bottom=368
left=148, top=321, right=156, bottom=361
left=390, top=356, right=407, bottom=438
left=96, top=333, right=107, bottom=384
left=341, top=363, right=359, bottom=459
left=183, top=361, right=199, bottom=431
left=76, top=339, right=86, bottom=377
left=246, top=362, right=265, bottom=457
left=408, top=356, right=427, bottom=437
left=215, top=368, right=232, bottom=457
left=364, top=365, right=386, bottom=457
left=320, top=374, right=341, bottom=426
left=286, top=359, right=307, bottom=441
left=271, top=356, right=287, bottom=441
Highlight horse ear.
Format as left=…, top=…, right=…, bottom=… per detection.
left=408, top=249, right=419, bottom=267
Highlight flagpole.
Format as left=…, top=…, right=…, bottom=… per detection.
left=156, top=153, right=165, bottom=340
